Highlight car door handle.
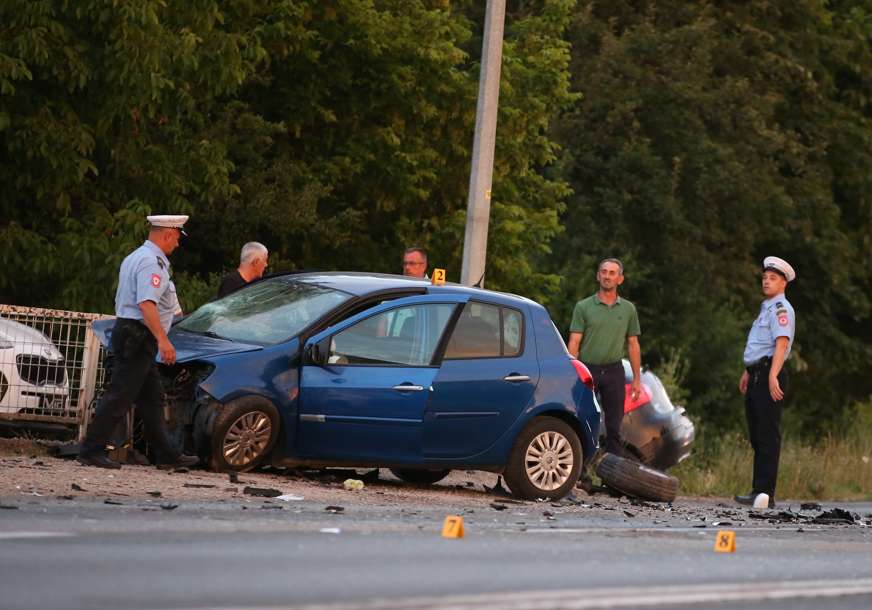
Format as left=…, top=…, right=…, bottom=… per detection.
left=392, top=384, right=425, bottom=392
left=503, top=374, right=531, bottom=382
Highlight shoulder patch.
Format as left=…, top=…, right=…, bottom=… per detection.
left=778, top=313, right=789, bottom=327
left=150, top=274, right=161, bottom=288
left=776, top=301, right=783, bottom=307
left=156, top=257, right=166, bottom=269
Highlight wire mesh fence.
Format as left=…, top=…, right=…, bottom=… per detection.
left=0, top=304, right=112, bottom=438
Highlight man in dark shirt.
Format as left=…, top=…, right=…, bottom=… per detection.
left=217, top=242, right=269, bottom=298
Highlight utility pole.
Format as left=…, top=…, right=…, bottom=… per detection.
left=460, top=0, right=505, bottom=287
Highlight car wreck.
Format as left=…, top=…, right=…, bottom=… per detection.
left=94, top=272, right=602, bottom=500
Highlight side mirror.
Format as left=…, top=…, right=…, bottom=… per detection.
left=308, top=336, right=332, bottom=366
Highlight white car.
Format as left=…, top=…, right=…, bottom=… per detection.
left=0, top=318, right=70, bottom=416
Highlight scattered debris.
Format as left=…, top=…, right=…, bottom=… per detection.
left=811, top=508, right=858, bottom=525
left=325, top=505, right=345, bottom=513
left=182, top=483, right=216, bottom=489
left=483, top=475, right=511, bottom=497
left=320, top=527, right=341, bottom=534
left=71, top=483, right=85, bottom=491
left=343, top=479, right=365, bottom=491
left=147, top=491, right=162, bottom=497
left=243, top=486, right=282, bottom=498
left=260, top=504, right=284, bottom=510
left=490, top=503, right=508, bottom=511
left=227, top=471, right=239, bottom=484
left=801, top=502, right=822, bottom=511
left=623, top=510, right=636, bottom=518
left=160, top=503, right=179, bottom=510
left=543, top=511, right=556, bottom=521
left=360, top=469, right=380, bottom=484
left=0, top=504, right=19, bottom=510
left=276, top=494, right=305, bottom=502
left=103, top=499, right=123, bottom=505
left=56, top=495, right=74, bottom=500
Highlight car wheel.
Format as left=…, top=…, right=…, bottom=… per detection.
left=595, top=452, right=679, bottom=502
left=210, top=397, right=280, bottom=472
left=389, top=468, right=451, bottom=485
left=504, top=417, right=582, bottom=500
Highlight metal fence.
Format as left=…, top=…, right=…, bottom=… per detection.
left=0, top=304, right=112, bottom=440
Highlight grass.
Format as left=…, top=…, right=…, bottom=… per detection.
left=673, top=425, right=872, bottom=501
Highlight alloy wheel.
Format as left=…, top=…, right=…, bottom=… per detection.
left=524, top=430, right=574, bottom=491
left=222, top=411, right=273, bottom=467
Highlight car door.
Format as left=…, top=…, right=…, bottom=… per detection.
left=298, top=295, right=463, bottom=463
left=424, top=300, right=540, bottom=459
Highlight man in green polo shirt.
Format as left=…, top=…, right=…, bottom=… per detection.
left=567, top=258, right=642, bottom=456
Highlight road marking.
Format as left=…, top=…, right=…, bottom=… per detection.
left=0, top=531, right=75, bottom=540
left=184, top=578, right=872, bottom=610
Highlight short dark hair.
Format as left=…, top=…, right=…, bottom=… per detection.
left=598, top=257, right=624, bottom=274
left=403, top=246, right=428, bottom=262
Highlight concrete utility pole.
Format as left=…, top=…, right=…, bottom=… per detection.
left=460, top=0, right=505, bottom=287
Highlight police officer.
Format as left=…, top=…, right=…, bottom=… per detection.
left=735, top=256, right=796, bottom=509
left=78, top=215, right=199, bottom=470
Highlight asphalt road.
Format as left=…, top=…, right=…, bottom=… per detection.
left=1, top=494, right=871, bottom=610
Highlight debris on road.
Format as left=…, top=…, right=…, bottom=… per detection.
left=104, top=499, right=123, bottom=505
left=182, top=483, right=216, bottom=489
left=147, top=491, right=162, bottom=497
left=325, top=505, right=345, bottom=513
left=243, top=486, right=282, bottom=498
left=343, top=479, right=365, bottom=491
left=160, top=503, right=178, bottom=510
left=71, top=483, right=85, bottom=491
left=276, top=494, right=305, bottom=502
left=319, top=527, right=341, bottom=534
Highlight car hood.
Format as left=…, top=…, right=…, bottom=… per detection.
left=0, top=317, right=63, bottom=360
left=92, top=319, right=263, bottom=363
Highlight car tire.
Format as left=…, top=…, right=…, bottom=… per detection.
left=504, top=417, right=582, bottom=500
left=210, top=397, right=280, bottom=472
left=595, top=452, right=679, bottom=503
left=389, top=468, right=452, bottom=485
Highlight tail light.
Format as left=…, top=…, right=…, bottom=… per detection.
left=570, top=359, right=595, bottom=391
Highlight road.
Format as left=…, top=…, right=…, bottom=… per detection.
left=1, top=485, right=871, bottom=610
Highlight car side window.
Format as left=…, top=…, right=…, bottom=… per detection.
left=444, top=302, right=524, bottom=359
left=329, top=303, right=455, bottom=366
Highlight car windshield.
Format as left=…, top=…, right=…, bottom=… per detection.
left=176, top=278, right=351, bottom=345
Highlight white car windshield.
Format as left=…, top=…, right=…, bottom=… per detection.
left=177, top=278, right=351, bottom=345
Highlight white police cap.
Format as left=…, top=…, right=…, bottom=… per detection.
left=763, top=256, right=795, bottom=282
left=147, top=215, right=189, bottom=236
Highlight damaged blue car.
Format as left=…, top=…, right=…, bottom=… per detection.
left=94, top=273, right=600, bottom=500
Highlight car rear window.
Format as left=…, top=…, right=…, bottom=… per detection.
left=177, top=278, right=350, bottom=345
left=444, top=302, right=524, bottom=359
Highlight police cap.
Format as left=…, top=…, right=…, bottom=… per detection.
left=763, top=256, right=795, bottom=282
left=147, top=215, right=189, bottom=236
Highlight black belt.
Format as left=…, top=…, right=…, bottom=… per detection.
left=745, top=356, right=772, bottom=372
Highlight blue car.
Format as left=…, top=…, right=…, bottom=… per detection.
left=98, top=273, right=601, bottom=499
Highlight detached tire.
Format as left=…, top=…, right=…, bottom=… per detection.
left=595, top=453, right=678, bottom=502
left=504, top=417, right=582, bottom=500
left=390, top=469, right=451, bottom=485
left=210, top=397, right=280, bottom=472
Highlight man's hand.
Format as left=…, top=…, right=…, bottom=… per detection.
left=630, top=377, right=641, bottom=401
left=158, top=337, right=176, bottom=365
left=768, top=373, right=784, bottom=401
left=739, top=370, right=748, bottom=395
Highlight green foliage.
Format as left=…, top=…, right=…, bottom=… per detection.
left=553, top=0, right=872, bottom=433
left=2, top=0, right=871, bottom=438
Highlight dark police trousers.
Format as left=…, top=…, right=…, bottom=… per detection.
left=584, top=361, right=625, bottom=455
left=745, top=360, right=789, bottom=496
left=82, top=319, right=177, bottom=462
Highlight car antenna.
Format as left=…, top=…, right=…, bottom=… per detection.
left=473, top=271, right=485, bottom=288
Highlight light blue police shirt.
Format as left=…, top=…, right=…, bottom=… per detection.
left=743, top=294, right=795, bottom=366
left=114, top=240, right=177, bottom=334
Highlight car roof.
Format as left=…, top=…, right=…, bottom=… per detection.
left=278, top=271, right=539, bottom=307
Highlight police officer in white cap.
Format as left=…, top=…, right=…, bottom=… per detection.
left=735, top=256, right=796, bottom=509
left=78, top=215, right=199, bottom=469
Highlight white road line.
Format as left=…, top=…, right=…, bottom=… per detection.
left=0, top=531, right=75, bottom=540
left=184, top=578, right=872, bottom=610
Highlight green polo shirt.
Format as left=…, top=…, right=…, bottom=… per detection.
left=570, top=294, right=641, bottom=365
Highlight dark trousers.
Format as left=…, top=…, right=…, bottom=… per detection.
left=585, top=361, right=626, bottom=455
left=82, top=319, right=177, bottom=462
left=745, top=362, right=788, bottom=496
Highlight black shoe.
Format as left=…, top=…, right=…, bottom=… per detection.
left=156, top=454, right=200, bottom=470
left=77, top=452, right=122, bottom=469
left=735, top=492, right=775, bottom=509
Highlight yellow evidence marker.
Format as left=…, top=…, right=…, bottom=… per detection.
left=431, top=268, right=447, bottom=286
left=714, top=530, right=736, bottom=553
left=441, top=515, right=465, bottom=539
